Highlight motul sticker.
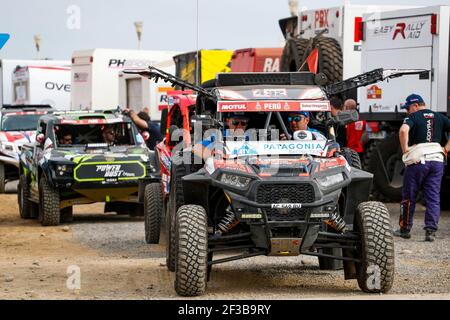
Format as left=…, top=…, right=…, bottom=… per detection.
left=367, top=85, right=382, bottom=99
left=218, top=100, right=330, bottom=112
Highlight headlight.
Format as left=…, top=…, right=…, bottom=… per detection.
left=0, top=142, right=16, bottom=152
left=220, top=173, right=252, bottom=189
left=55, top=164, right=73, bottom=176
left=317, top=173, right=345, bottom=188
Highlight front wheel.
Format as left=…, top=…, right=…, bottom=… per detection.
left=18, top=174, right=38, bottom=219
left=144, top=183, right=163, bottom=244
left=175, top=205, right=208, bottom=297
left=38, top=177, right=61, bottom=226
left=355, top=201, right=395, bottom=293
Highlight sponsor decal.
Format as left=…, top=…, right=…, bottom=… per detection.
left=252, top=88, right=287, bottom=98
left=158, top=87, right=173, bottom=111
left=226, top=140, right=326, bottom=156
left=263, top=58, right=280, bottom=72
left=367, top=85, right=382, bottom=99
left=60, top=118, right=123, bottom=125
left=45, top=82, right=71, bottom=92
left=315, top=9, right=329, bottom=29
left=96, top=164, right=135, bottom=178
left=217, top=100, right=330, bottom=112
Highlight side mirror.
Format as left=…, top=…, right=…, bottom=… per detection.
left=331, top=110, right=359, bottom=126
left=36, top=134, right=45, bottom=144
left=141, top=131, right=150, bottom=141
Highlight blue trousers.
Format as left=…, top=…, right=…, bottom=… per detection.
left=400, top=161, right=445, bottom=231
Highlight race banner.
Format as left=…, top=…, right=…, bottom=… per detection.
left=217, top=100, right=330, bottom=112
left=225, top=140, right=327, bottom=157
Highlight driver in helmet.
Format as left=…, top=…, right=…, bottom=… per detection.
left=281, top=111, right=327, bottom=140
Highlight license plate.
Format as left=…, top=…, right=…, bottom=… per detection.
left=271, top=203, right=302, bottom=209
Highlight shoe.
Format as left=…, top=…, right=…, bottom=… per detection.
left=393, top=228, right=411, bottom=239
left=425, top=230, right=436, bottom=242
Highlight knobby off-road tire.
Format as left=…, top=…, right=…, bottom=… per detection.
left=315, top=37, right=343, bottom=84
left=38, top=177, right=60, bottom=226
left=355, top=201, right=394, bottom=293
left=0, top=163, right=5, bottom=194
left=341, top=147, right=362, bottom=169
left=166, top=163, right=187, bottom=272
left=281, top=38, right=310, bottom=72
left=175, top=205, right=208, bottom=297
left=18, top=174, right=37, bottom=219
left=144, top=183, right=163, bottom=244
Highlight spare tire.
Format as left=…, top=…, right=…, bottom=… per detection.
left=341, top=147, right=362, bottom=170
left=314, top=37, right=343, bottom=84
left=281, top=38, right=310, bottom=72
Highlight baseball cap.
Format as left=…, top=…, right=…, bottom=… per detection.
left=288, top=111, right=310, bottom=119
left=402, top=94, right=424, bottom=109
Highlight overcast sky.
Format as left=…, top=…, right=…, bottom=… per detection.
left=0, top=0, right=446, bottom=60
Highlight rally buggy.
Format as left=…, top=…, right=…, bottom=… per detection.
left=0, top=105, right=53, bottom=193
left=17, top=110, right=160, bottom=226
left=131, top=67, right=426, bottom=297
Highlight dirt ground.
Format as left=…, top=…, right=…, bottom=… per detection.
left=1, top=183, right=450, bottom=300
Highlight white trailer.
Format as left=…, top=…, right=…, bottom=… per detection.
left=118, top=59, right=176, bottom=121
left=357, top=5, right=450, bottom=204
left=0, top=59, right=69, bottom=108
left=12, top=65, right=71, bottom=110
left=71, top=49, right=179, bottom=114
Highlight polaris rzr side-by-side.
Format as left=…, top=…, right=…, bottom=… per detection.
left=17, top=110, right=160, bottom=226
left=129, top=67, right=427, bottom=297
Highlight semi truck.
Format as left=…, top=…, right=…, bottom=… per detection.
left=358, top=5, right=450, bottom=205
left=70, top=49, right=179, bottom=115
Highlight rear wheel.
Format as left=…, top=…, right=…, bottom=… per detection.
left=144, top=183, right=163, bottom=244
left=314, top=37, right=343, bottom=84
left=174, top=205, right=208, bottom=297
left=18, top=174, right=37, bottom=219
left=354, top=201, right=394, bottom=293
left=38, top=177, right=61, bottom=226
left=166, top=163, right=187, bottom=272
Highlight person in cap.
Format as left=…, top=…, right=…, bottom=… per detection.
left=281, top=111, right=327, bottom=140
left=122, top=108, right=163, bottom=150
left=395, top=94, right=450, bottom=241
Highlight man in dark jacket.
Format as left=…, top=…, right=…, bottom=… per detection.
left=123, top=108, right=163, bottom=150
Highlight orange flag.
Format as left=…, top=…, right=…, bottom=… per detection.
left=306, top=48, right=319, bottom=74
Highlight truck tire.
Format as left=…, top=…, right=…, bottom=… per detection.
left=38, top=177, right=61, bottom=226
left=175, top=205, right=208, bottom=297
left=341, top=147, right=362, bottom=169
left=314, top=37, right=343, bottom=84
left=363, top=135, right=403, bottom=202
left=281, top=38, right=310, bottom=72
left=0, top=163, right=5, bottom=194
left=18, top=174, right=37, bottom=219
left=354, top=201, right=394, bottom=293
left=144, top=183, right=163, bottom=244
left=166, top=163, right=187, bottom=272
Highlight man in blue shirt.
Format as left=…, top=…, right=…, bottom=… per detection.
left=395, top=94, right=450, bottom=241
